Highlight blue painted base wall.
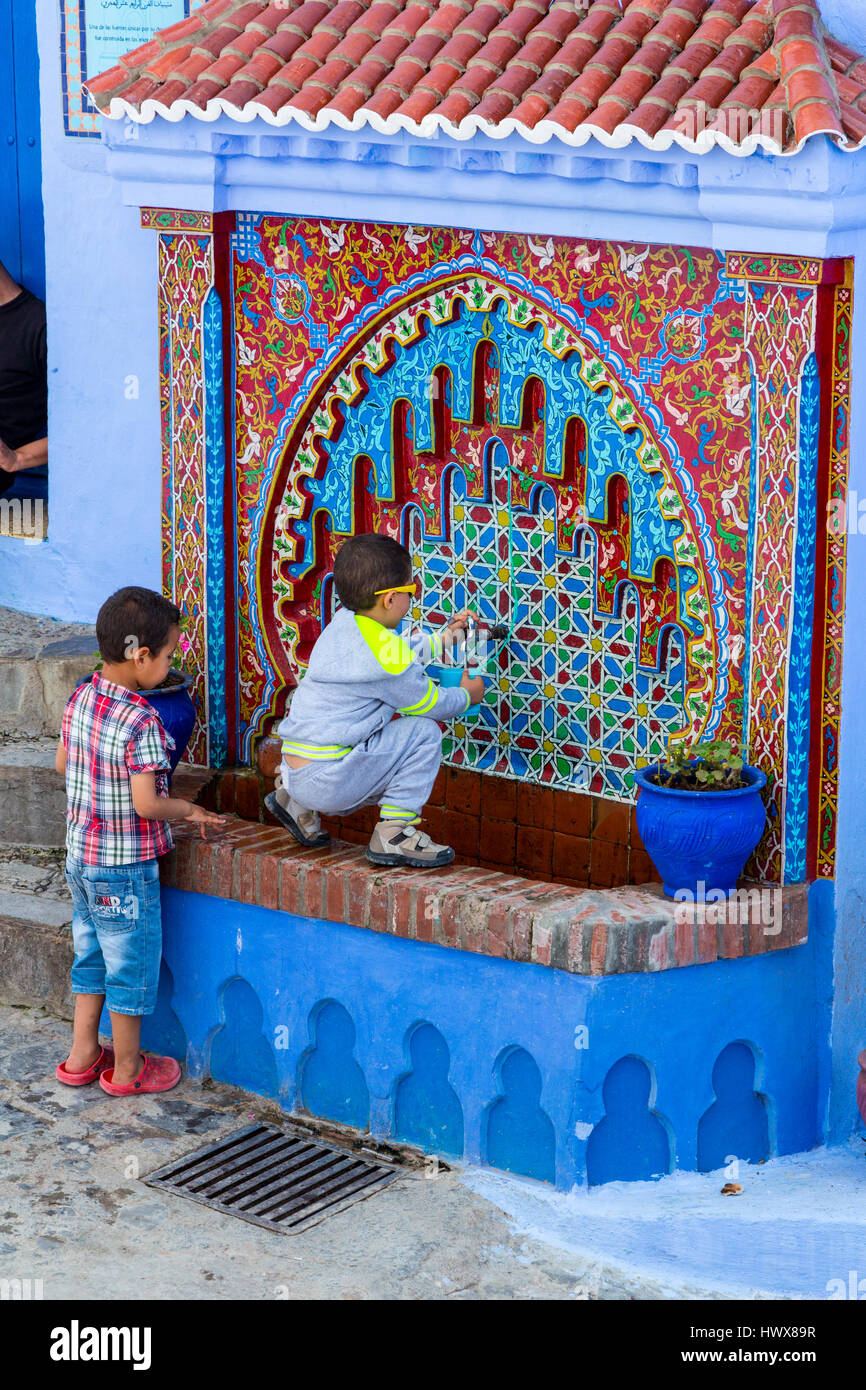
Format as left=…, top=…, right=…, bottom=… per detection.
left=131, top=885, right=833, bottom=1190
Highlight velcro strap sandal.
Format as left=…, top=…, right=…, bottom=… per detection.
left=265, top=788, right=331, bottom=848
left=366, top=820, right=455, bottom=869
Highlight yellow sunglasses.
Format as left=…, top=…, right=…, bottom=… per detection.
left=374, top=582, right=418, bottom=596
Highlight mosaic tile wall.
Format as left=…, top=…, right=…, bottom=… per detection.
left=234, top=221, right=746, bottom=784
left=147, top=210, right=849, bottom=885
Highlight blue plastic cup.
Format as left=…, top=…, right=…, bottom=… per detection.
left=429, top=664, right=485, bottom=717
left=435, top=666, right=465, bottom=688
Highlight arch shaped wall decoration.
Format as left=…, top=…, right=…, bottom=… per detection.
left=144, top=209, right=850, bottom=885
left=253, top=234, right=732, bottom=801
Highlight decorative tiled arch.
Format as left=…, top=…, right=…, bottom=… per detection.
left=145, top=211, right=848, bottom=882
left=260, top=273, right=720, bottom=797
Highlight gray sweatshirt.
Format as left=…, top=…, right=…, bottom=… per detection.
left=277, top=606, right=471, bottom=756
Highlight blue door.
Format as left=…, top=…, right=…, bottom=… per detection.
left=0, top=0, right=45, bottom=298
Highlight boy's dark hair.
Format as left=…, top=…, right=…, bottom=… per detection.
left=96, top=587, right=181, bottom=664
left=333, top=533, right=412, bottom=611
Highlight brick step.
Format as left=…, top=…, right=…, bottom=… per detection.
left=162, top=815, right=809, bottom=976
left=217, top=736, right=664, bottom=892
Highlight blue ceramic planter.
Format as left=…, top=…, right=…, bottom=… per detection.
left=76, top=671, right=196, bottom=773
left=634, top=763, right=767, bottom=898
left=136, top=673, right=196, bottom=773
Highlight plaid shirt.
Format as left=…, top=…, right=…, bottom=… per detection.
left=62, top=674, right=176, bottom=866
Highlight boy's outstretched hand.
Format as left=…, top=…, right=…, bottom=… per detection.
left=441, top=609, right=473, bottom=650
left=461, top=672, right=486, bottom=705
left=184, top=803, right=226, bottom=838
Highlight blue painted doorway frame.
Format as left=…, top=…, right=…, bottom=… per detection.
left=0, top=0, right=45, bottom=298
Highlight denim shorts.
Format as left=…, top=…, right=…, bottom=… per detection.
left=65, top=857, right=162, bottom=1016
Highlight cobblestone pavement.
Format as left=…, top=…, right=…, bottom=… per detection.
left=0, top=1005, right=730, bottom=1301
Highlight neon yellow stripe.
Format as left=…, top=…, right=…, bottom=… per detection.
left=355, top=614, right=414, bottom=674
left=282, top=741, right=351, bottom=760
left=400, top=678, right=437, bottom=716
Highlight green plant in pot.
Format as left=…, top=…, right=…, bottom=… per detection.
left=634, top=739, right=768, bottom=898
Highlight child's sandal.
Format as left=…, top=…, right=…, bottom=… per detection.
left=265, top=789, right=330, bottom=847
left=99, top=1053, right=181, bottom=1096
left=56, top=1045, right=115, bottom=1086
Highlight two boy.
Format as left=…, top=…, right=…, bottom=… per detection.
left=57, top=538, right=480, bottom=1096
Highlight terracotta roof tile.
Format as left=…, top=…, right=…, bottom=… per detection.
left=83, top=0, right=866, bottom=156
left=144, top=45, right=194, bottom=80
left=118, top=37, right=166, bottom=70
left=836, top=71, right=866, bottom=111
left=193, top=23, right=252, bottom=59
left=840, top=100, right=866, bottom=142
left=114, top=76, right=163, bottom=107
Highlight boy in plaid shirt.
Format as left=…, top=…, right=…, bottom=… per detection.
left=55, top=587, right=223, bottom=1095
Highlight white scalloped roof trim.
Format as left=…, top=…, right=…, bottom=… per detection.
left=97, top=94, right=866, bottom=159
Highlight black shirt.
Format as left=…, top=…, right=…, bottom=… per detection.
left=0, top=288, right=48, bottom=494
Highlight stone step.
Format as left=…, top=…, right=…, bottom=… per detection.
left=0, top=634, right=96, bottom=737
left=0, top=845, right=69, bottom=895
left=0, top=737, right=67, bottom=846
left=0, top=739, right=216, bottom=851
left=0, top=886, right=74, bottom=1017
left=465, top=1144, right=866, bottom=1299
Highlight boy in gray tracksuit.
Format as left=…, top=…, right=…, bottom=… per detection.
left=266, top=533, right=485, bottom=868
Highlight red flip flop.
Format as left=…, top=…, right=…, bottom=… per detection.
left=99, top=1053, right=181, bottom=1096
left=56, top=1045, right=115, bottom=1086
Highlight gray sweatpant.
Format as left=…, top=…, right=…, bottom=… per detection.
left=280, top=715, right=442, bottom=820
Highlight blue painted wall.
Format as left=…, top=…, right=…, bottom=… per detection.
left=819, top=1, right=866, bottom=51
left=139, top=886, right=829, bottom=1189
left=0, top=0, right=45, bottom=298
left=0, top=0, right=162, bottom=617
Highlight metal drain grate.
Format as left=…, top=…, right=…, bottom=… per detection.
left=144, top=1123, right=400, bottom=1233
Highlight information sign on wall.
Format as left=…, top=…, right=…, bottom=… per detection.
left=60, top=0, right=195, bottom=136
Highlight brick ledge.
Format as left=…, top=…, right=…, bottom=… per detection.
left=160, top=815, right=810, bottom=976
